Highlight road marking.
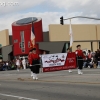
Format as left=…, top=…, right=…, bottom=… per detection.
left=0, top=93, right=38, bottom=100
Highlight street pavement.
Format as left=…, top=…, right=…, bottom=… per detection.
left=0, top=68, right=100, bottom=100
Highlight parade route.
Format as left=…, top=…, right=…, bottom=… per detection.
left=0, top=68, right=100, bottom=100
left=0, top=68, right=100, bottom=84
left=0, top=93, right=38, bottom=100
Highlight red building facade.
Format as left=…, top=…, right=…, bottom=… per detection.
left=12, top=17, right=43, bottom=56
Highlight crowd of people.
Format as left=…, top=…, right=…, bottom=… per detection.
left=83, top=49, right=100, bottom=69
left=0, top=58, right=29, bottom=71
left=0, top=50, right=46, bottom=72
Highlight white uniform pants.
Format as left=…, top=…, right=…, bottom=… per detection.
left=33, top=73, right=37, bottom=78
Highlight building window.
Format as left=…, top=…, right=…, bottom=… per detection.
left=62, top=42, right=70, bottom=53
left=68, top=43, right=70, bottom=48
left=20, top=31, right=24, bottom=42
left=0, top=48, right=2, bottom=55
left=0, top=44, right=2, bottom=47
left=20, top=31, right=25, bottom=52
left=28, top=41, right=30, bottom=48
left=21, top=48, right=25, bottom=52
left=14, top=39, right=18, bottom=43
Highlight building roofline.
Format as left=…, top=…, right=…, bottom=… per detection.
left=37, top=40, right=100, bottom=43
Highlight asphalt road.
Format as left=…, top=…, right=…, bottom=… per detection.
left=0, top=68, right=100, bottom=100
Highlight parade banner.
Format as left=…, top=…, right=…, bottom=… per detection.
left=42, top=53, right=67, bottom=67
left=41, top=52, right=77, bottom=72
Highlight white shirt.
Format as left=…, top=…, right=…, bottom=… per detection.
left=16, top=59, right=20, bottom=66
left=22, top=59, right=26, bottom=65
left=6, top=63, right=8, bottom=66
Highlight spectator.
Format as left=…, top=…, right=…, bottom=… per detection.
left=0, top=62, right=3, bottom=71
left=11, top=60, right=16, bottom=70
left=22, top=57, right=26, bottom=69
left=6, top=61, right=9, bottom=70
left=97, top=49, right=100, bottom=68
left=87, top=50, right=92, bottom=62
left=15, top=57, right=21, bottom=71
left=83, top=51, right=88, bottom=68
left=3, top=62, right=7, bottom=71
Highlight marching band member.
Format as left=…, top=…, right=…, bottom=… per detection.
left=75, top=45, right=85, bottom=75
left=30, top=48, right=40, bottom=80
left=66, top=48, right=72, bottom=73
left=28, top=49, right=33, bottom=77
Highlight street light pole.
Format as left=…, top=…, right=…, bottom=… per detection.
left=63, top=16, right=100, bottom=20
left=60, top=16, right=100, bottom=49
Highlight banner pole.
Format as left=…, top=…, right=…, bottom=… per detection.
left=70, top=46, right=72, bottom=52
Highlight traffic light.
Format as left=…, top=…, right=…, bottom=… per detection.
left=60, top=16, right=64, bottom=25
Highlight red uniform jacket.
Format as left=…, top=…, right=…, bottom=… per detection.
left=75, top=50, right=85, bottom=58
left=28, top=53, right=32, bottom=64
left=30, top=53, right=40, bottom=65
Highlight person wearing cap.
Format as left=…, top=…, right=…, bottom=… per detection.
left=75, top=45, right=85, bottom=75
left=30, top=48, right=40, bottom=80
left=66, top=48, right=72, bottom=73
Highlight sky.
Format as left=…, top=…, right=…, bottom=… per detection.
left=0, top=0, right=100, bottom=35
